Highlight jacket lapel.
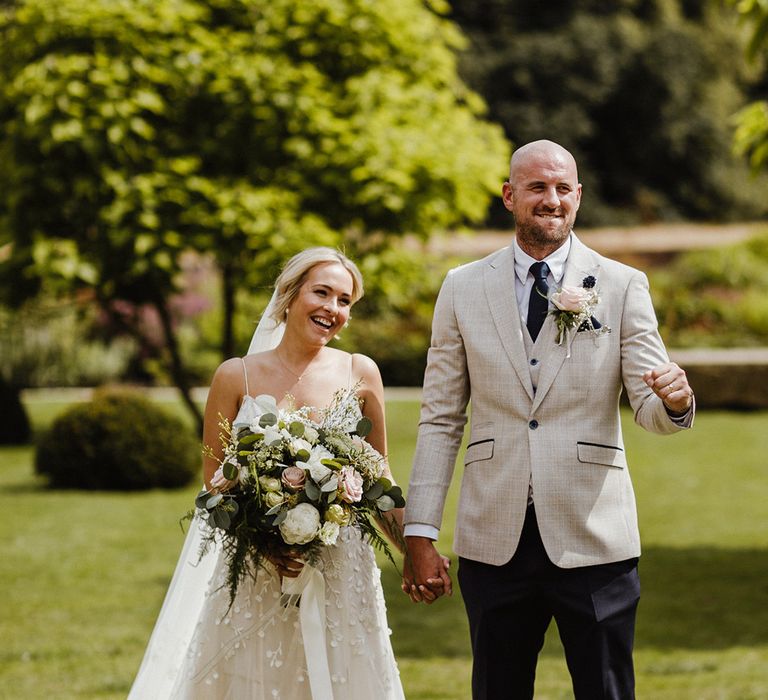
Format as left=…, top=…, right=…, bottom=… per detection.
left=483, top=247, right=535, bottom=401
left=532, top=235, right=601, bottom=411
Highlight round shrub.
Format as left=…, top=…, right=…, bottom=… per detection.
left=35, top=389, right=199, bottom=490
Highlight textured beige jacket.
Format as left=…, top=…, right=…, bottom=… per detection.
left=405, top=234, right=692, bottom=568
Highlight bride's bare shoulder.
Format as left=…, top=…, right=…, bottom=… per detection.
left=351, top=353, right=383, bottom=391
left=209, top=357, right=247, bottom=389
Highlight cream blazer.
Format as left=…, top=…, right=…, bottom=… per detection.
left=404, top=234, right=692, bottom=568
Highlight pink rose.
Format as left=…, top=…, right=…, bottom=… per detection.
left=339, top=466, right=364, bottom=503
left=281, top=466, right=306, bottom=491
left=551, top=286, right=590, bottom=312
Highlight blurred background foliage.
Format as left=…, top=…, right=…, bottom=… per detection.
left=1, top=0, right=768, bottom=432
left=450, top=0, right=768, bottom=226
left=0, top=0, right=507, bottom=430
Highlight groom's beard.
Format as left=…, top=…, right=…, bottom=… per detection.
left=515, top=211, right=575, bottom=250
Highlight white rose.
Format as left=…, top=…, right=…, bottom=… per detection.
left=264, top=491, right=285, bottom=508
left=263, top=425, right=283, bottom=446
left=298, top=445, right=334, bottom=483
left=551, top=286, right=591, bottom=313
left=318, top=521, right=340, bottom=545
left=278, top=503, right=321, bottom=545
left=289, top=437, right=313, bottom=456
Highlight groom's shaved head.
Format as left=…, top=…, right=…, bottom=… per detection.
left=508, top=140, right=579, bottom=184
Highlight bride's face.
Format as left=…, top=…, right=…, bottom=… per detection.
left=287, top=262, right=354, bottom=345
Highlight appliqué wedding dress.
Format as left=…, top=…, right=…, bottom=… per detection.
left=129, top=389, right=405, bottom=700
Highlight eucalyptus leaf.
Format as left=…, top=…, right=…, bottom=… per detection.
left=222, top=462, right=238, bottom=480
left=273, top=510, right=288, bottom=526
left=355, top=416, right=373, bottom=437
left=305, top=480, right=321, bottom=501
left=212, top=507, right=231, bottom=529
left=320, top=475, right=339, bottom=493
left=206, top=493, right=223, bottom=509
left=386, top=485, right=403, bottom=499
left=239, top=433, right=262, bottom=445
left=365, top=482, right=384, bottom=501
left=195, top=490, right=210, bottom=509
left=296, top=449, right=310, bottom=461
left=259, top=412, right=278, bottom=428
left=289, top=421, right=305, bottom=438
left=265, top=503, right=284, bottom=516
left=376, top=495, right=395, bottom=512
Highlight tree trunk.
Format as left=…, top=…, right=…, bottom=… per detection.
left=153, top=299, right=204, bottom=436
left=0, top=376, right=31, bottom=444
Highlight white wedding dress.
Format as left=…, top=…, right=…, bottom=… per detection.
left=129, top=387, right=405, bottom=700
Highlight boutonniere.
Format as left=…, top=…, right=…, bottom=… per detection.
left=549, top=275, right=611, bottom=356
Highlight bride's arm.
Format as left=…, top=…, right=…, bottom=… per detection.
left=353, top=353, right=407, bottom=553
left=202, top=358, right=246, bottom=490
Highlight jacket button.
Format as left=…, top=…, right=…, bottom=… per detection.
left=529, top=420, right=539, bottom=430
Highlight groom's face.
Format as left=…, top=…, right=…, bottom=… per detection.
left=502, top=150, right=582, bottom=254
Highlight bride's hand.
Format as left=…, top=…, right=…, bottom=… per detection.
left=210, top=466, right=237, bottom=493
left=267, top=550, right=305, bottom=579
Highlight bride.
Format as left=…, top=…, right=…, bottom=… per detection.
left=129, top=248, right=413, bottom=699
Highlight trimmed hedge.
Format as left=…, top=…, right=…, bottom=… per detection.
left=35, top=389, right=199, bottom=490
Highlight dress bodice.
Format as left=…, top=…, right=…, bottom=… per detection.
left=232, top=388, right=363, bottom=434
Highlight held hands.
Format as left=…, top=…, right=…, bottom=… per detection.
left=267, top=549, right=305, bottom=580
left=402, top=536, right=453, bottom=604
left=643, top=362, right=693, bottom=415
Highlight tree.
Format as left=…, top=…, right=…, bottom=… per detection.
left=449, top=0, right=768, bottom=225
left=0, top=0, right=507, bottom=431
left=730, top=0, right=768, bottom=172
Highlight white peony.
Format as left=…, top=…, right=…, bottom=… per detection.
left=279, top=503, right=321, bottom=545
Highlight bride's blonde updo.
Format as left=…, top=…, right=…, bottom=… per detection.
left=269, top=247, right=364, bottom=324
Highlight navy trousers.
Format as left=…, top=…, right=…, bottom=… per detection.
left=458, top=506, right=640, bottom=700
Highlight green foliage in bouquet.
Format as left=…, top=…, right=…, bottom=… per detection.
left=35, top=389, right=199, bottom=490
left=190, top=389, right=405, bottom=606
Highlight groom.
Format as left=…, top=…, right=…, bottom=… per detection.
left=403, top=140, right=694, bottom=699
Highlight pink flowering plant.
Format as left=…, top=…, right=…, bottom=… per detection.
left=189, top=386, right=404, bottom=605
left=549, top=275, right=610, bottom=346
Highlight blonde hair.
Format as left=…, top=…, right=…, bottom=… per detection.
left=269, top=247, right=364, bottom=324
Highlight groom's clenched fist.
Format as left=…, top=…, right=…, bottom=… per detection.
left=643, top=362, right=693, bottom=415
left=402, top=537, right=452, bottom=604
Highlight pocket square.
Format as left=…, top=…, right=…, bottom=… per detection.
left=577, top=316, right=602, bottom=332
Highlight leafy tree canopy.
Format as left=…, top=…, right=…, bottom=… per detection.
left=449, top=0, right=768, bottom=225
left=730, top=0, right=768, bottom=172
left=0, top=0, right=507, bottom=424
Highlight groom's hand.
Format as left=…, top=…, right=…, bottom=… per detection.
left=643, top=362, right=693, bottom=415
left=402, top=536, right=452, bottom=604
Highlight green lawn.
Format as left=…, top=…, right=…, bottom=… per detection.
left=2, top=398, right=767, bottom=699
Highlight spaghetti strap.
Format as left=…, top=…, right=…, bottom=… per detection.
left=240, top=357, right=250, bottom=397
left=348, top=353, right=354, bottom=389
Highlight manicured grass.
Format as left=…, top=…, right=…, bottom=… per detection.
left=2, top=399, right=767, bottom=699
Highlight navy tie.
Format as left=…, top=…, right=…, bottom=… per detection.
left=527, top=261, right=550, bottom=341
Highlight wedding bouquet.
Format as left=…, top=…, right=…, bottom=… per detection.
left=190, top=388, right=405, bottom=605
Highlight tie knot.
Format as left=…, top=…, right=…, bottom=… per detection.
left=529, top=261, right=550, bottom=285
